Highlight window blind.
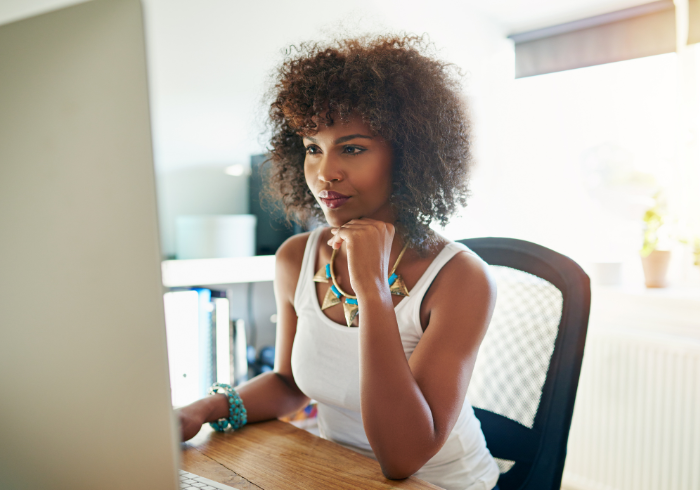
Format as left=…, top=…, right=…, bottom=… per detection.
left=510, top=1, right=684, bottom=78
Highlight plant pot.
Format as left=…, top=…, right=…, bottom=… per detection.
left=641, top=250, right=671, bottom=288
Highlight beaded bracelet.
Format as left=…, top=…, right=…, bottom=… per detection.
left=208, top=383, right=247, bottom=432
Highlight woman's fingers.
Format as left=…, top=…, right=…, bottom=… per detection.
left=328, top=219, right=394, bottom=250
left=328, top=224, right=356, bottom=249
left=327, top=235, right=343, bottom=249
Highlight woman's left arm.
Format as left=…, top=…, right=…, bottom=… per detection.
left=330, top=220, right=496, bottom=479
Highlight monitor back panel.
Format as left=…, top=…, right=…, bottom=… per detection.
left=0, top=1, right=179, bottom=488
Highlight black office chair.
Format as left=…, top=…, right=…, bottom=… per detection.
left=458, top=237, right=591, bottom=490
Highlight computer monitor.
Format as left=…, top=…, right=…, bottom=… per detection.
left=0, top=1, right=181, bottom=488
left=249, top=153, right=301, bottom=256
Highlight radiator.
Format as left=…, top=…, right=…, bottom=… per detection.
left=562, top=330, right=700, bottom=490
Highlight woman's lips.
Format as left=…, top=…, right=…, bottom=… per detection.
left=319, top=190, right=350, bottom=209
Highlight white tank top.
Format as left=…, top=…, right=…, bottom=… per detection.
left=291, top=228, right=500, bottom=490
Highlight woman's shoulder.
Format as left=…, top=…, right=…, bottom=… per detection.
left=406, top=234, right=492, bottom=295
left=423, top=235, right=495, bottom=301
left=274, top=232, right=314, bottom=305
left=419, top=235, right=496, bottom=333
left=443, top=237, right=493, bottom=285
left=274, top=228, right=331, bottom=295
left=276, top=231, right=311, bottom=262
left=275, top=227, right=330, bottom=263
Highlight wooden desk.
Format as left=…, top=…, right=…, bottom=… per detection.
left=181, top=420, right=441, bottom=490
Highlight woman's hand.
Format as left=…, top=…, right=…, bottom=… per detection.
left=327, top=218, right=395, bottom=298
left=176, top=394, right=229, bottom=442
left=177, top=403, right=207, bottom=442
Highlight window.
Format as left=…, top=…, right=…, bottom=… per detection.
left=441, top=45, right=700, bottom=286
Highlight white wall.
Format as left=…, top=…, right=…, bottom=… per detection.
left=0, top=0, right=513, bottom=257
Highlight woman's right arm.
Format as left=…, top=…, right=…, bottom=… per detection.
left=178, top=233, right=311, bottom=441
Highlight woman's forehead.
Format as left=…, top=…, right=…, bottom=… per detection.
left=303, top=114, right=374, bottom=139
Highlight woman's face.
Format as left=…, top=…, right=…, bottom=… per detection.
left=303, top=115, right=394, bottom=228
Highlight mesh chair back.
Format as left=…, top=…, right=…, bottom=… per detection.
left=459, top=238, right=590, bottom=490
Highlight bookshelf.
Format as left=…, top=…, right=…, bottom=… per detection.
left=161, top=255, right=277, bottom=407
left=161, top=255, right=276, bottom=287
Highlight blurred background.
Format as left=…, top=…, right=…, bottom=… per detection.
left=2, top=2, right=698, bottom=489
left=4, top=0, right=698, bottom=283
left=5, top=0, right=700, bottom=284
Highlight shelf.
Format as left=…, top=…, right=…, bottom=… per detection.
left=161, top=255, right=275, bottom=287
left=590, top=285, right=700, bottom=340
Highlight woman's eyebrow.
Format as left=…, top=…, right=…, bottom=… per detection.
left=334, top=134, right=372, bottom=144
left=303, top=134, right=373, bottom=145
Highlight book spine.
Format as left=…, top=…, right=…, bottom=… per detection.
left=194, top=288, right=214, bottom=398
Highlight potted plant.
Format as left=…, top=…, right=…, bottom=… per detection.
left=693, top=238, right=700, bottom=267
left=640, top=193, right=671, bottom=288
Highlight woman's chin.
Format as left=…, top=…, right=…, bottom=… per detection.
left=322, top=210, right=354, bottom=227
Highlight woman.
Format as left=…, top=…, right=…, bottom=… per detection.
left=179, top=35, right=500, bottom=490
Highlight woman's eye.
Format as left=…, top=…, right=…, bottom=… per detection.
left=342, top=146, right=365, bottom=155
left=305, top=145, right=320, bottom=155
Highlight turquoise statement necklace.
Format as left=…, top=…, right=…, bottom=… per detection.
left=314, top=244, right=410, bottom=327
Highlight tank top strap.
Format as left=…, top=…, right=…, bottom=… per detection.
left=294, top=227, right=324, bottom=311
left=406, top=241, right=472, bottom=313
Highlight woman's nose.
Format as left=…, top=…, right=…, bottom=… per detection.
left=318, top=154, right=343, bottom=183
